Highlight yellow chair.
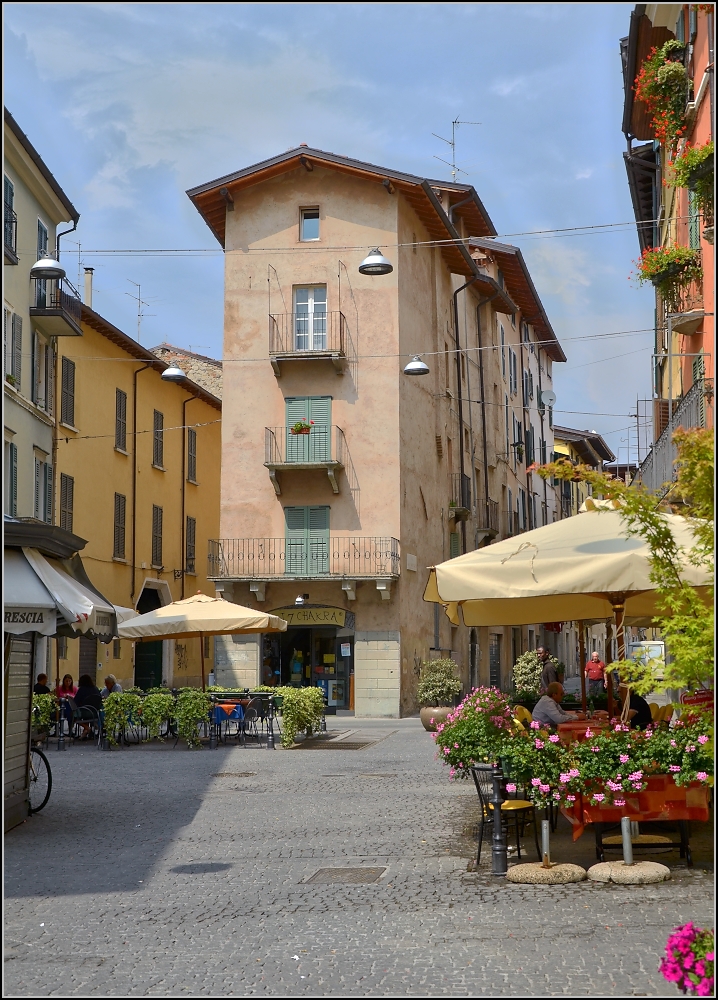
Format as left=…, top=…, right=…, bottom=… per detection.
left=649, top=702, right=660, bottom=721
left=512, top=717, right=526, bottom=733
left=514, top=705, right=533, bottom=727
left=470, top=765, right=541, bottom=865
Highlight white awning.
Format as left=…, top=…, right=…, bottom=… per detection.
left=114, top=606, right=139, bottom=625
left=22, top=548, right=116, bottom=639
left=3, top=550, right=57, bottom=636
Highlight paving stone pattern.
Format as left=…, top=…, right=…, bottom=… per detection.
left=5, top=719, right=713, bottom=997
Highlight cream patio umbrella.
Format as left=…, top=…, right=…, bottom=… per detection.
left=424, top=508, right=710, bottom=715
left=118, top=593, right=287, bottom=690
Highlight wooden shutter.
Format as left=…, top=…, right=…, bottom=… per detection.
left=31, top=332, right=38, bottom=403
left=9, top=442, right=17, bottom=516
left=61, top=357, right=75, bottom=426
left=79, top=635, right=97, bottom=677
left=285, top=397, right=309, bottom=462
left=308, top=504, right=330, bottom=573
left=308, top=396, right=331, bottom=461
left=186, top=515, right=196, bottom=572
left=187, top=428, right=197, bottom=482
left=60, top=473, right=74, bottom=532
left=45, top=344, right=54, bottom=414
left=34, top=459, right=41, bottom=518
left=114, top=493, right=126, bottom=558
left=285, top=505, right=308, bottom=574
left=115, top=389, right=127, bottom=450
left=12, top=314, right=22, bottom=385
left=44, top=463, right=53, bottom=523
left=449, top=532, right=460, bottom=558
left=152, top=504, right=163, bottom=566
left=153, top=410, right=164, bottom=467
left=37, top=220, right=48, bottom=256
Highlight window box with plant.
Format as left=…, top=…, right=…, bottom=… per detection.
left=633, top=244, right=702, bottom=312
left=669, top=141, right=714, bottom=228
left=634, top=39, right=689, bottom=153
left=290, top=419, right=314, bottom=436
left=418, top=658, right=463, bottom=731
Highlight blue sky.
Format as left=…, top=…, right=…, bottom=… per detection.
left=4, top=2, right=654, bottom=461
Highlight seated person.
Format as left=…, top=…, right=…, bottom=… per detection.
left=532, top=682, right=584, bottom=728
left=618, top=684, right=653, bottom=730
left=101, top=674, right=123, bottom=699
left=56, top=673, right=78, bottom=699
left=74, top=674, right=104, bottom=739
left=34, top=673, right=51, bottom=695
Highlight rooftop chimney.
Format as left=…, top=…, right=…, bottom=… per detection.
left=84, top=267, right=94, bottom=308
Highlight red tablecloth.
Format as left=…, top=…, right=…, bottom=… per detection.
left=557, top=720, right=609, bottom=743
left=561, top=775, right=711, bottom=841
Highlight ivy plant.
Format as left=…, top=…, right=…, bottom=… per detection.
left=140, top=692, right=175, bottom=740
left=103, top=692, right=142, bottom=747
left=32, top=693, right=58, bottom=733
left=175, top=689, right=212, bottom=749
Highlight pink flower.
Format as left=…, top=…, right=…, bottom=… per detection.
left=620, top=754, right=630, bottom=763
left=443, top=747, right=450, bottom=755
left=505, top=783, right=517, bottom=793
left=534, top=739, right=545, bottom=749
left=539, top=784, right=550, bottom=794
left=628, top=770, right=643, bottom=781
left=614, top=799, right=625, bottom=807
left=592, top=793, right=605, bottom=803
left=530, top=721, right=540, bottom=730
left=454, top=743, right=459, bottom=748
left=670, top=739, right=677, bottom=747
left=566, top=794, right=576, bottom=802
left=698, top=734, right=708, bottom=744
left=585, top=728, right=594, bottom=738
left=548, top=734, right=560, bottom=743
left=569, top=768, right=580, bottom=778
left=696, top=980, right=713, bottom=996
left=669, top=765, right=681, bottom=773
left=553, top=792, right=561, bottom=800
left=696, top=771, right=708, bottom=781
left=559, top=773, right=570, bottom=784
left=531, top=778, right=541, bottom=787
left=590, top=746, right=600, bottom=753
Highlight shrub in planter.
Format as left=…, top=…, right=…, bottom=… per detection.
left=275, top=685, right=324, bottom=748
left=32, top=693, right=58, bottom=734
left=417, top=658, right=462, bottom=707
left=660, top=923, right=714, bottom=996
left=511, top=650, right=552, bottom=696
left=140, top=692, right=175, bottom=740
left=175, top=688, right=212, bottom=748
left=432, top=686, right=515, bottom=777
left=290, top=419, right=314, bottom=435
left=103, top=692, right=143, bottom=746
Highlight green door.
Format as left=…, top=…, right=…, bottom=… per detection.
left=285, top=396, right=331, bottom=462
left=285, top=505, right=330, bottom=575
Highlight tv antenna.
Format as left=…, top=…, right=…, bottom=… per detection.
left=432, top=117, right=481, bottom=182
left=125, top=280, right=156, bottom=344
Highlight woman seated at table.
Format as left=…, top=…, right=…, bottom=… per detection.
left=618, top=683, right=653, bottom=730
left=73, top=674, right=104, bottom=740
left=532, top=682, right=585, bottom=728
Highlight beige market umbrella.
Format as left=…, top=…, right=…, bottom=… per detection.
left=118, top=593, right=287, bottom=690
left=424, top=508, right=709, bottom=715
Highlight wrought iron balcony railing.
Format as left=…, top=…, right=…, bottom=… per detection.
left=208, top=536, right=400, bottom=581
left=268, top=311, right=356, bottom=374
left=636, top=378, right=713, bottom=493
left=476, top=497, right=499, bottom=535
left=264, top=425, right=358, bottom=496
left=30, top=277, right=82, bottom=337
left=449, top=472, right=471, bottom=519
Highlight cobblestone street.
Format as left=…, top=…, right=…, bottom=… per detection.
left=5, top=719, right=713, bottom=997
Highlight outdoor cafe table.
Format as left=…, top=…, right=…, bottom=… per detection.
left=557, top=719, right=610, bottom=744
left=560, top=775, right=711, bottom=866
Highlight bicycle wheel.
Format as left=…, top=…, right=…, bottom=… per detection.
left=28, top=747, right=52, bottom=813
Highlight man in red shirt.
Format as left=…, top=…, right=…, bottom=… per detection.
left=585, top=651, right=606, bottom=697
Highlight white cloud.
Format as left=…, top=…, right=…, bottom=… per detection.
left=490, top=76, right=527, bottom=97
left=574, top=168, right=593, bottom=180
left=523, top=242, right=592, bottom=307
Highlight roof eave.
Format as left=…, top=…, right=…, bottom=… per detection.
left=4, top=108, right=80, bottom=223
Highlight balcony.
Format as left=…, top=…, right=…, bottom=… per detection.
left=505, top=510, right=530, bottom=536
left=449, top=472, right=471, bottom=521
left=636, top=378, right=713, bottom=493
left=30, top=277, right=82, bottom=337
left=476, top=497, right=499, bottom=536
left=265, top=425, right=356, bottom=495
left=4, top=205, right=18, bottom=264
left=268, top=311, right=356, bottom=376
left=208, top=536, right=400, bottom=582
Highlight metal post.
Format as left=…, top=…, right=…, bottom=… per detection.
left=266, top=696, right=275, bottom=750
left=57, top=697, right=66, bottom=751
left=491, top=764, right=508, bottom=876
left=541, top=819, right=551, bottom=868
left=621, top=816, right=634, bottom=866
left=209, top=695, right=217, bottom=750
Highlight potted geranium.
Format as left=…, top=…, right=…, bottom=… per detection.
left=660, top=923, right=714, bottom=996
left=634, top=244, right=702, bottom=312
left=418, top=658, right=462, bottom=731
left=290, top=419, right=314, bottom=435
left=634, top=39, right=689, bottom=152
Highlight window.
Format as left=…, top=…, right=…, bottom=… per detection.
left=4, top=175, right=16, bottom=257
left=44, top=343, right=54, bottom=414
left=152, top=504, right=163, bottom=567
left=507, top=487, right=513, bottom=534
left=34, top=459, right=52, bottom=523
left=688, top=189, right=700, bottom=249
left=6, top=441, right=17, bottom=516
left=293, top=286, right=327, bottom=351
left=203, top=636, right=211, bottom=659
left=449, top=531, right=460, bottom=558
left=36, top=220, right=49, bottom=308
left=61, top=357, right=75, bottom=426
left=504, top=396, right=510, bottom=456
left=187, top=428, right=197, bottom=482
left=8, top=313, right=22, bottom=388
left=186, top=515, right=196, bottom=573
left=59, top=473, right=74, bottom=532
left=300, top=208, right=320, bottom=242
left=153, top=410, right=164, bottom=467
left=285, top=505, right=329, bottom=574
left=113, top=639, right=121, bottom=659
left=57, top=636, right=68, bottom=659
left=500, top=324, right=506, bottom=378
left=113, top=493, right=126, bottom=558
left=285, top=396, right=331, bottom=461
left=115, top=389, right=127, bottom=451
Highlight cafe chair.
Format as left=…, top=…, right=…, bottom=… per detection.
left=470, top=765, right=541, bottom=866
left=514, top=705, right=533, bottom=727
left=241, top=698, right=264, bottom=746
left=649, top=702, right=660, bottom=722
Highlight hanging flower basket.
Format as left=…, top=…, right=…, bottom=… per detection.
left=290, top=420, right=314, bottom=435
left=633, top=245, right=702, bottom=311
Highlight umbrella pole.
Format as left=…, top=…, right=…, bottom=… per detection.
left=200, top=632, right=205, bottom=692
left=578, top=621, right=587, bottom=715
left=605, top=619, right=614, bottom=720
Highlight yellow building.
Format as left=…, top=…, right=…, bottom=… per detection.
left=53, top=302, right=221, bottom=689
left=552, top=425, right=614, bottom=518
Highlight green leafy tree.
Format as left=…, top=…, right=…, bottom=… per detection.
left=417, top=658, right=462, bottom=707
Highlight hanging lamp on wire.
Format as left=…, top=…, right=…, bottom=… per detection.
left=358, top=248, right=393, bottom=275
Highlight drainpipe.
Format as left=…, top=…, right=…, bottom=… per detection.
left=55, top=220, right=78, bottom=263
left=453, top=277, right=477, bottom=552
left=537, top=352, right=549, bottom=520
left=475, top=295, right=498, bottom=535
left=131, top=364, right=153, bottom=602
left=448, top=195, right=474, bottom=225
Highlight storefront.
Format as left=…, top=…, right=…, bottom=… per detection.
left=261, top=605, right=355, bottom=709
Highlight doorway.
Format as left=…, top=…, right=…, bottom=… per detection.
left=268, top=625, right=352, bottom=709
left=489, top=633, right=501, bottom=689
left=134, top=588, right=163, bottom=690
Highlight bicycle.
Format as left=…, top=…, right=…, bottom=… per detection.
left=28, top=747, right=52, bottom=813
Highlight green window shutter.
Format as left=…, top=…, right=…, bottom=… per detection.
left=450, top=532, right=460, bottom=559
left=285, top=505, right=308, bottom=574
left=285, top=396, right=332, bottom=461
left=309, top=396, right=331, bottom=460
left=308, top=505, right=330, bottom=574
left=9, top=443, right=17, bottom=516
left=12, top=314, right=22, bottom=386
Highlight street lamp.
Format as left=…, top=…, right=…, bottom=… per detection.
left=30, top=254, right=66, bottom=280
left=161, top=365, right=186, bottom=382
left=403, top=355, right=430, bottom=376
left=358, top=249, right=393, bottom=275
left=294, top=595, right=305, bottom=606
